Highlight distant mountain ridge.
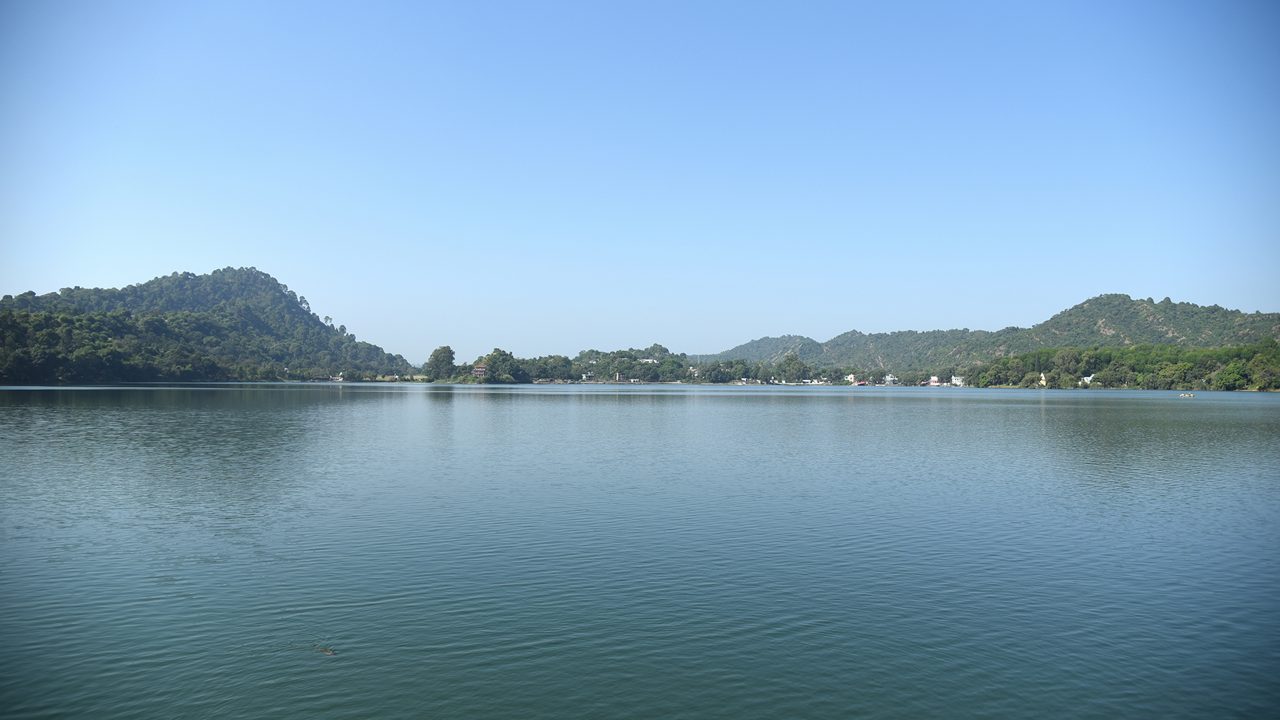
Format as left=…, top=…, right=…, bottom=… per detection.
left=0, top=267, right=412, bottom=383
left=4, top=270, right=1276, bottom=385
left=709, top=294, right=1280, bottom=370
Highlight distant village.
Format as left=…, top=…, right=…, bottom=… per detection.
left=362, top=357, right=969, bottom=387
left=463, top=359, right=966, bottom=387
left=556, top=357, right=967, bottom=387
left=717, top=373, right=967, bottom=388
left=544, top=371, right=968, bottom=387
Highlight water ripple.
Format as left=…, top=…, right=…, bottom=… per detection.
left=2, top=387, right=1278, bottom=718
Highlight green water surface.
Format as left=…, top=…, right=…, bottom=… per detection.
left=2, top=385, right=1277, bottom=718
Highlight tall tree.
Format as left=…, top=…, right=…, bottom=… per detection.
left=424, top=345, right=456, bottom=381
left=777, top=353, right=812, bottom=383
left=477, top=348, right=529, bottom=384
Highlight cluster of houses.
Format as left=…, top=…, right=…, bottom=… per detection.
left=758, top=373, right=967, bottom=387
left=479, top=357, right=970, bottom=387
left=842, top=373, right=966, bottom=387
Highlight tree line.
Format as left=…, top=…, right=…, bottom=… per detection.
left=961, top=340, right=1279, bottom=391
left=417, top=340, right=1280, bottom=392
left=421, top=345, right=910, bottom=386
left=422, top=344, right=881, bottom=385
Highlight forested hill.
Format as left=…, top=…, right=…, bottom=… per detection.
left=710, top=294, right=1280, bottom=370
left=0, top=267, right=413, bottom=383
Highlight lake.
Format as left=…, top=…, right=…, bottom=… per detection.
left=1, top=384, right=1277, bottom=718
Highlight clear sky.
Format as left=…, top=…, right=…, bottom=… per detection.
left=2, top=1, right=1277, bottom=364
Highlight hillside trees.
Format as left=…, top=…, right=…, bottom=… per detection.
left=0, top=268, right=413, bottom=384
left=965, top=340, right=1279, bottom=391
left=710, top=295, right=1279, bottom=370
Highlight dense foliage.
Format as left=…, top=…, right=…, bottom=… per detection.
left=428, top=340, right=1280, bottom=393
left=0, top=268, right=413, bottom=383
left=711, top=294, right=1280, bottom=370
left=434, top=344, right=694, bottom=385
left=963, top=340, right=1280, bottom=391
left=435, top=345, right=852, bottom=386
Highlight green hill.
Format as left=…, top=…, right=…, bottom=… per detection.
left=711, top=294, right=1280, bottom=370
left=0, top=267, right=413, bottom=383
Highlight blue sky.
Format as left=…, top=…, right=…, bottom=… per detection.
left=2, top=0, right=1277, bottom=363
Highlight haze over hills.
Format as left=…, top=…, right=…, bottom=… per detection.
left=708, top=294, right=1280, bottom=371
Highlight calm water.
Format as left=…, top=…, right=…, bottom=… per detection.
left=1, top=384, right=1277, bottom=718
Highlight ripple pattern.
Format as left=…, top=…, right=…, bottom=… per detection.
left=1, top=385, right=1278, bottom=718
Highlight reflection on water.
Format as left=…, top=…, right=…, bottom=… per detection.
left=1, top=385, right=1278, bottom=719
